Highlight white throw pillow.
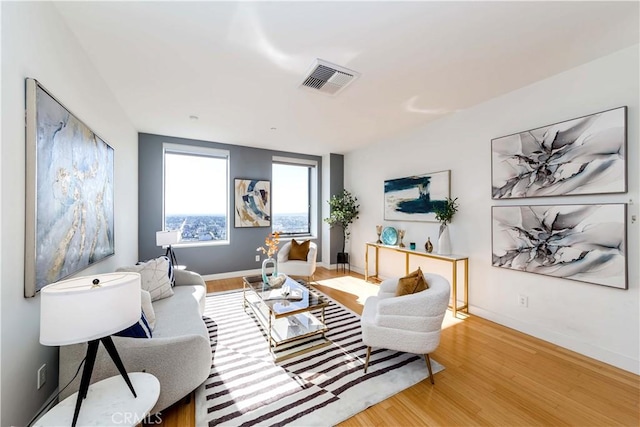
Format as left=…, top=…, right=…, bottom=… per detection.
left=140, top=289, right=156, bottom=330
left=118, top=257, right=174, bottom=301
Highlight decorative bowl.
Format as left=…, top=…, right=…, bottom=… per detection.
left=381, top=227, right=398, bottom=246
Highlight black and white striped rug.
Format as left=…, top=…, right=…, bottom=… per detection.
left=195, top=289, right=444, bottom=426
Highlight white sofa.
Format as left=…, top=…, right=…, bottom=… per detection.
left=58, top=269, right=211, bottom=414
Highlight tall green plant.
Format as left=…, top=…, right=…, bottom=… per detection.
left=324, top=190, right=360, bottom=253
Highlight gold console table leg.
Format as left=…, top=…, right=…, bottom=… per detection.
left=452, top=259, right=458, bottom=318
left=365, top=245, right=369, bottom=281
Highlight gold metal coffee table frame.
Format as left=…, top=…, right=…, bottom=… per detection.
left=365, top=243, right=469, bottom=317
left=242, top=275, right=330, bottom=362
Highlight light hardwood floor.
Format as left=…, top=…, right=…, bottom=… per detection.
left=156, top=267, right=640, bottom=426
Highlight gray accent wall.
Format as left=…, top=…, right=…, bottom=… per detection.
left=329, top=153, right=345, bottom=262
left=138, top=133, right=323, bottom=275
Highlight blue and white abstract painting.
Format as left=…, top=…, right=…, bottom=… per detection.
left=384, top=170, right=450, bottom=221
left=26, top=80, right=115, bottom=296
left=492, top=107, right=626, bottom=199
left=492, top=204, right=627, bottom=289
left=235, top=179, right=271, bottom=227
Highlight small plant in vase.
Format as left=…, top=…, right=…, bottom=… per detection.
left=434, top=197, right=459, bottom=254
left=257, top=231, right=282, bottom=286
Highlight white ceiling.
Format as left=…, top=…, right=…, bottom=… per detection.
left=54, top=1, right=639, bottom=156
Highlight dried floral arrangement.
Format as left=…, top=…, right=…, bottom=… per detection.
left=257, top=231, right=281, bottom=258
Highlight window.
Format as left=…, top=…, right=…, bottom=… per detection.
left=272, top=159, right=316, bottom=236
left=163, top=144, right=229, bottom=244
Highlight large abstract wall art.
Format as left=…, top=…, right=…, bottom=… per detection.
left=384, top=170, right=450, bottom=221
left=235, top=179, right=271, bottom=227
left=492, top=204, right=627, bottom=289
left=25, top=79, right=115, bottom=297
left=492, top=107, right=627, bottom=199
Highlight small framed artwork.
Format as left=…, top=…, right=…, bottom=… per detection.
left=492, top=203, right=627, bottom=289
left=384, top=170, right=450, bottom=222
left=491, top=106, right=627, bottom=199
left=234, top=179, right=271, bottom=227
left=25, top=78, right=115, bottom=297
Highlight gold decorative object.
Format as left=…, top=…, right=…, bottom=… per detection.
left=398, top=230, right=406, bottom=248
left=376, top=225, right=382, bottom=244
left=257, top=231, right=281, bottom=258
left=425, top=237, right=433, bottom=253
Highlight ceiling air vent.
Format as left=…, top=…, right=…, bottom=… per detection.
left=300, top=59, right=360, bottom=96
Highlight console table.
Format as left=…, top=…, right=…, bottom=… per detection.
left=365, top=243, right=469, bottom=317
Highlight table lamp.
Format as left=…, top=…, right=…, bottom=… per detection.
left=156, top=230, right=181, bottom=267
left=40, top=272, right=141, bottom=427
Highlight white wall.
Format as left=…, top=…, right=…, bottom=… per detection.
left=1, top=3, right=138, bottom=425
left=346, top=45, right=639, bottom=374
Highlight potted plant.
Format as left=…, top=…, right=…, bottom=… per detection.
left=434, top=197, right=459, bottom=254
left=324, top=190, right=360, bottom=265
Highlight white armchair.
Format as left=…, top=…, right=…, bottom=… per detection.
left=277, top=241, right=318, bottom=282
left=360, top=273, right=450, bottom=384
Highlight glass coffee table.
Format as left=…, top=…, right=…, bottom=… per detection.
left=242, top=275, right=330, bottom=361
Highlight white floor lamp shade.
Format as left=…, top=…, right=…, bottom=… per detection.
left=156, top=230, right=181, bottom=266
left=156, top=230, right=181, bottom=247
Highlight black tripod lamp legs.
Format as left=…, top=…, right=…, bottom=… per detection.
left=70, top=337, right=137, bottom=427
left=165, top=246, right=178, bottom=267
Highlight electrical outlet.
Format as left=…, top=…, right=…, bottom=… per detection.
left=37, top=364, right=47, bottom=389
left=518, top=295, right=528, bottom=308
left=255, top=255, right=260, bottom=262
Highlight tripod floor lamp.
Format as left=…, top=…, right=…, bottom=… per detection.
left=39, top=272, right=141, bottom=427
left=156, top=230, right=181, bottom=267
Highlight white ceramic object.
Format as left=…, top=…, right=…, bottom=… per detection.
left=437, top=226, right=451, bottom=254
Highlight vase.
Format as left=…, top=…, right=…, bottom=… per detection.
left=261, top=257, right=278, bottom=285
left=437, top=225, right=451, bottom=254
left=425, top=237, right=433, bottom=253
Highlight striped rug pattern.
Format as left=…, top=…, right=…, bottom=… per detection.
left=195, top=289, right=444, bottom=426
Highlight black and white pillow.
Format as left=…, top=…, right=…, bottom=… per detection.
left=114, top=311, right=153, bottom=338
left=165, top=256, right=176, bottom=287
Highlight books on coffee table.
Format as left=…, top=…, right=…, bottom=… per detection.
left=262, top=288, right=303, bottom=301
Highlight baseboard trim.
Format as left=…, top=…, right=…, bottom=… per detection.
left=201, top=268, right=263, bottom=281
left=470, top=305, right=640, bottom=375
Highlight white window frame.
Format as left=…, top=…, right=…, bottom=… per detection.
left=163, top=143, right=230, bottom=247
left=272, top=156, right=318, bottom=239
